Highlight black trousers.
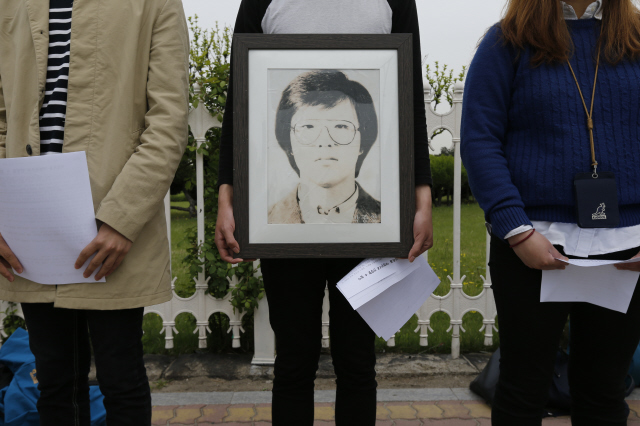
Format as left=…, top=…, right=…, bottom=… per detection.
left=20, top=303, right=151, bottom=426
left=489, top=236, right=640, bottom=426
left=261, top=258, right=377, bottom=426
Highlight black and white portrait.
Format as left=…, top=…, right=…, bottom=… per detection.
left=247, top=48, right=400, bottom=245
left=267, top=69, right=381, bottom=225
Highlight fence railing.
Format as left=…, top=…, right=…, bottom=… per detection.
left=0, top=80, right=497, bottom=363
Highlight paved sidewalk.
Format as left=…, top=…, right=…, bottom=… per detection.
left=150, top=388, right=640, bottom=425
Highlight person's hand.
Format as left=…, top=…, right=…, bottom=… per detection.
left=75, top=223, right=132, bottom=280
left=615, top=252, right=640, bottom=271
left=509, top=231, right=568, bottom=270
left=0, top=233, right=23, bottom=282
left=407, top=185, right=434, bottom=262
left=215, top=184, right=245, bottom=264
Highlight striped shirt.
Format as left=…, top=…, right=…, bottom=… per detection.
left=39, top=0, right=73, bottom=155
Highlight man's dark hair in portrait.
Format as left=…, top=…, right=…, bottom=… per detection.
left=275, top=70, right=378, bottom=178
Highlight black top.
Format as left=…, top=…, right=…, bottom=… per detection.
left=217, top=0, right=432, bottom=187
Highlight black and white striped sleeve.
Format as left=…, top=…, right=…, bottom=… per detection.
left=39, top=0, right=73, bottom=155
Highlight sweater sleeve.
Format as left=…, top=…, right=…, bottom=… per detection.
left=460, top=25, right=532, bottom=240
left=389, top=0, right=432, bottom=186
left=217, top=0, right=270, bottom=188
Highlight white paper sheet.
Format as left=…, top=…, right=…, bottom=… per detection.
left=558, top=257, right=640, bottom=267
left=346, top=261, right=423, bottom=310
left=337, top=257, right=420, bottom=302
left=0, top=152, right=105, bottom=285
left=338, top=256, right=440, bottom=340
left=541, top=258, right=640, bottom=313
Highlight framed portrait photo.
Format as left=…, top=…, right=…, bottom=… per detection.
left=233, top=34, right=415, bottom=258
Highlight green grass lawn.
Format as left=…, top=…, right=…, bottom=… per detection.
left=143, top=201, right=498, bottom=355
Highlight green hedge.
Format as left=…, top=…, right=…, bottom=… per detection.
left=429, top=154, right=473, bottom=206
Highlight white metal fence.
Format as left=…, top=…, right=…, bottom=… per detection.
left=0, top=80, right=496, bottom=364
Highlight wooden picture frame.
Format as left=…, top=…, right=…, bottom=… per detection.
left=233, top=34, right=415, bottom=258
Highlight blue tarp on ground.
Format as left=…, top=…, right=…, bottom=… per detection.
left=0, top=328, right=106, bottom=426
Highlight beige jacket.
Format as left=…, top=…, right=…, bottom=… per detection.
left=0, top=0, right=189, bottom=309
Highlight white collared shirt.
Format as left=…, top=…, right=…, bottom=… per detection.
left=505, top=0, right=640, bottom=257
left=561, top=0, right=603, bottom=20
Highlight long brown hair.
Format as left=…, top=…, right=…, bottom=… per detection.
left=500, top=0, right=640, bottom=65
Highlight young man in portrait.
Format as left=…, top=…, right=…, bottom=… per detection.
left=0, top=0, right=189, bottom=424
left=269, top=70, right=381, bottom=224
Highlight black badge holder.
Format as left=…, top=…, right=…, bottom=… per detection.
left=574, top=172, right=619, bottom=228
left=568, top=44, right=620, bottom=228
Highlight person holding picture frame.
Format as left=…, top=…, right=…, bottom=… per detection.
left=461, top=0, right=640, bottom=424
left=214, top=0, right=433, bottom=424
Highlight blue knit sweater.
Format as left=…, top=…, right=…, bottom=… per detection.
left=461, top=19, right=640, bottom=240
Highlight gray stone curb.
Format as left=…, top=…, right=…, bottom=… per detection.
left=150, top=387, right=483, bottom=406
left=151, top=387, right=640, bottom=406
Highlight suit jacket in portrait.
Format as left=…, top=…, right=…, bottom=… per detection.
left=268, top=182, right=381, bottom=224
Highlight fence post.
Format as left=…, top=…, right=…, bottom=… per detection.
left=322, top=286, right=330, bottom=348
left=190, top=83, right=221, bottom=348
left=252, top=262, right=276, bottom=364
left=424, top=80, right=466, bottom=359
left=164, top=192, right=172, bottom=262
left=450, top=82, right=465, bottom=359
left=481, top=232, right=497, bottom=346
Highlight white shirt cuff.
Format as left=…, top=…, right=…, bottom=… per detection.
left=504, top=225, right=534, bottom=240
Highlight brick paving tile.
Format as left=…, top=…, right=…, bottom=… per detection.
left=541, top=417, right=571, bottom=425
left=413, top=401, right=444, bottom=419
left=223, top=404, right=256, bottom=422
left=152, top=406, right=178, bottom=425
left=314, top=404, right=335, bottom=421
left=377, top=403, right=391, bottom=420
left=254, top=423, right=272, bottom=426
left=313, top=421, right=336, bottom=426
left=393, top=420, right=423, bottom=426
left=199, top=405, right=229, bottom=423
left=476, top=419, right=492, bottom=426
left=170, top=405, right=205, bottom=424
left=629, top=401, right=640, bottom=419
left=462, top=401, right=491, bottom=418
left=218, top=423, right=254, bottom=426
left=375, top=421, right=394, bottom=426
left=253, top=404, right=272, bottom=422
left=421, top=419, right=477, bottom=425
left=387, top=402, right=418, bottom=420
left=435, top=401, right=471, bottom=419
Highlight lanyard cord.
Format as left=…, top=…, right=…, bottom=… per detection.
left=567, top=43, right=602, bottom=176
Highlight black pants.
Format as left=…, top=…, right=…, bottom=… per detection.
left=261, top=258, right=377, bottom=426
left=21, top=303, right=151, bottom=426
left=489, top=236, right=640, bottom=426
